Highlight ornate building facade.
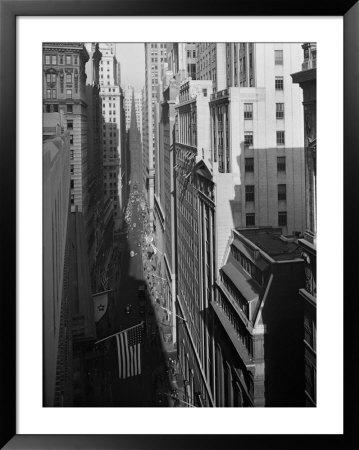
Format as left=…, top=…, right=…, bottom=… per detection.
left=291, top=42, right=317, bottom=407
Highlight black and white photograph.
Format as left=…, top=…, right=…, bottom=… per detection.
left=42, top=41, right=317, bottom=409
left=1, top=5, right=351, bottom=446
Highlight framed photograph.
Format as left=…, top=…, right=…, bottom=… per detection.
left=1, top=0, right=356, bottom=448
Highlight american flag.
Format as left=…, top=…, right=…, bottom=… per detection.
left=115, top=322, right=143, bottom=379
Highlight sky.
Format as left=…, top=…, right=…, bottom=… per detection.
left=115, top=43, right=145, bottom=92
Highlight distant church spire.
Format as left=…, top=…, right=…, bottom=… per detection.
left=129, top=88, right=138, bottom=132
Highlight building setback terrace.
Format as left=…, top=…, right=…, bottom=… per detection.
left=238, top=227, right=302, bottom=261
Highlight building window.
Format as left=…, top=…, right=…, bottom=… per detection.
left=246, top=213, right=255, bottom=227
left=245, top=157, right=254, bottom=173
left=70, top=135, right=73, bottom=145
left=278, top=184, right=286, bottom=201
left=46, top=73, right=56, bottom=84
left=245, top=185, right=255, bottom=202
left=244, top=132, right=253, bottom=146
left=276, top=131, right=285, bottom=145
left=276, top=103, right=284, bottom=119
left=46, top=89, right=51, bottom=99
left=70, top=194, right=75, bottom=205
left=275, top=77, right=284, bottom=90
left=59, top=55, right=64, bottom=64
left=277, top=156, right=286, bottom=172
left=66, top=55, right=71, bottom=65
left=66, top=89, right=72, bottom=98
left=67, top=104, right=73, bottom=113
left=70, top=179, right=74, bottom=189
left=278, top=211, right=287, bottom=226
left=275, top=50, right=283, bottom=65
left=67, top=120, right=73, bottom=130
left=51, top=90, right=57, bottom=99
left=244, top=103, right=253, bottom=119
left=74, top=56, right=78, bottom=64
left=51, top=55, right=57, bottom=65
left=304, top=315, right=316, bottom=350
left=66, top=74, right=72, bottom=84
left=203, top=89, right=207, bottom=97
left=70, top=165, right=74, bottom=175
left=45, top=55, right=50, bottom=65
left=305, top=361, right=316, bottom=401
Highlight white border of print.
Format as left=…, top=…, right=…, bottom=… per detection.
left=17, top=16, right=343, bottom=435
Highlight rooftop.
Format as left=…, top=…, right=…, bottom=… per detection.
left=238, top=228, right=301, bottom=261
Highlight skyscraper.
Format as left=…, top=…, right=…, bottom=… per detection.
left=43, top=114, right=71, bottom=406
left=99, top=43, right=125, bottom=230
left=43, top=42, right=91, bottom=235
left=143, top=43, right=167, bottom=225
left=171, top=42, right=307, bottom=407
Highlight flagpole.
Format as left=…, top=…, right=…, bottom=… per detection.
left=94, top=321, right=144, bottom=345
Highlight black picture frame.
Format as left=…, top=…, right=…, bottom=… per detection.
left=1, top=0, right=356, bottom=448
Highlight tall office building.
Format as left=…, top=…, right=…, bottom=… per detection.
left=171, top=42, right=307, bottom=407
left=43, top=113, right=71, bottom=406
left=208, top=43, right=306, bottom=406
left=143, top=43, right=167, bottom=224
left=174, top=79, right=216, bottom=406
left=128, top=93, right=143, bottom=191
left=99, top=43, right=125, bottom=230
left=43, top=41, right=109, bottom=290
left=166, top=43, right=197, bottom=82
left=152, top=43, right=198, bottom=348
left=43, top=43, right=103, bottom=406
left=196, top=43, right=227, bottom=92
left=210, top=42, right=305, bottom=271
left=43, top=42, right=91, bottom=243
left=84, top=42, right=106, bottom=287
left=291, top=42, right=317, bottom=407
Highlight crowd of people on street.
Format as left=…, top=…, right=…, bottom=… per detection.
left=121, top=184, right=189, bottom=407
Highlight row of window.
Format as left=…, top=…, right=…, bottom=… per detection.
left=221, top=272, right=249, bottom=318
left=244, top=131, right=285, bottom=146
left=150, top=43, right=166, bottom=48
left=187, top=50, right=196, bottom=59
left=231, top=245, right=264, bottom=286
left=246, top=211, right=287, bottom=227
left=101, top=87, right=118, bottom=93
left=244, top=102, right=284, bottom=120
left=245, top=184, right=286, bottom=202
left=44, top=54, right=78, bottom=65
left=46, top=88, right=73, bottom=99
left=216, top=291, right=253, bottom=357
left=244, top=156, right=286, bottom=173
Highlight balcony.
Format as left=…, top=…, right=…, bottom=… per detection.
left=210, top=89, right=229, bottom=102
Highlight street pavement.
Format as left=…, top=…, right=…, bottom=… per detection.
left=84, top=187, right=178, bottom=407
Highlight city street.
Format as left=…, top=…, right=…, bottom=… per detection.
left=85, top=186, right=173, bottom=407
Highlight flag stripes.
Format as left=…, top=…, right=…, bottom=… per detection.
left=115, top=323, right=143, bottom=379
